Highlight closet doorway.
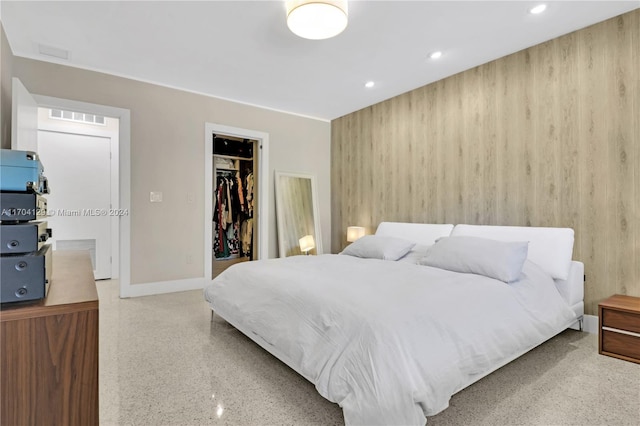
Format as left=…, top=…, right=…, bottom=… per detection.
left=212, top=134, right=257, bottom=277
left=204, top=123, right=269, bottom=280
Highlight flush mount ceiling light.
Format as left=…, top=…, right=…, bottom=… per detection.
left=365, top=81, right=375, bottom=88
left=529, top=4, right=547, bottom=14
left=286, top=0, right=348, bottom=40
left=429, top=51, right=443, bottom=60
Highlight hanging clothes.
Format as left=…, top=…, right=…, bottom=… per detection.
left=245, top=172, right=254, bottom=218
left=217, top=181, right=224, bottom=252
left=225, top=178, right=233, bottom=225
left=214, top=173, right=242, bottom=258
left=237, top=175, right=245, bottom=213
left=212, top=145, right=256, bottom=260
left=241, top=218, right=253, bottom=258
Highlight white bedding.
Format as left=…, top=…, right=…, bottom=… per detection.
left=204, top=254, right=576, bottom=425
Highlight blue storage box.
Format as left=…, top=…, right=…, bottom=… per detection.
left=0, top=149, right=49, bottom=194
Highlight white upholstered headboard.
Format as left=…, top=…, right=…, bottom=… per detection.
left=375, top=222, right=454, bottom=246
left=374, top=222, right=583, bottom=319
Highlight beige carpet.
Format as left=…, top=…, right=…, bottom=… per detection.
left=97, top=280, right=640, bottom=425
left=428, top=330, right=640, bottom=425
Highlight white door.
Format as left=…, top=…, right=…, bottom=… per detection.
left=37, top=130, right=112, bottom=279
left=11, top=78, right=38, bottom=152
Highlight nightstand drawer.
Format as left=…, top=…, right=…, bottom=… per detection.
left=602, top=309, right=640, bottom=334
left=599, top=295, right=640, bottom=363
left=601, top=329, right=640, bottom=361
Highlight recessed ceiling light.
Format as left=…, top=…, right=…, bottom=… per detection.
left=365, top=81, right=375, bottom=88
left=429, top=51, right=443, bottom=60
left=529, top=4, right=547, bottom=14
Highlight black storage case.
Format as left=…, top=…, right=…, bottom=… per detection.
left=0, top=244, right=52, bottom=304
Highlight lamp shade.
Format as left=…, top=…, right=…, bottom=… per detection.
left=286, top=0, right=348, bottom=40
left=299, top=234, right=316, bottom=253
left=346, top=226, right=365, bottom=242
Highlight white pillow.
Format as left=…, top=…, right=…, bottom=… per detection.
left=418, top=236, right=529, bottom=282
left=397, top=244, right=432, bottom=264
left=341, top=235, right=416, bottom=261
left=451, top=224, right=574, bottom=280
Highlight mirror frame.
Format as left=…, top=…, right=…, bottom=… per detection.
left=274, top=170, right=323, bottom=258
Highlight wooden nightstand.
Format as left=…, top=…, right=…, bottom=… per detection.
left=599, top=294, right=640, bottom=364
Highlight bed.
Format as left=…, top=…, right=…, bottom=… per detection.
left=204, top=223, right=584, bottom=425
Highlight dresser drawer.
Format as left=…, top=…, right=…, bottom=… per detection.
left=601, top=329, right=640, bottom=362
left=602, top=308, right=640, bottom=333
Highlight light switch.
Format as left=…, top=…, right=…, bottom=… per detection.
left=150, top=191, right=163, bottom=202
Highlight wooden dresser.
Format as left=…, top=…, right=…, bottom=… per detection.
left=1, top=250, right=99, bottom=426
left=598, top=294, right=640, bottom=364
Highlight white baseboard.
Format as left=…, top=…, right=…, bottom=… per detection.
left=120, top=277, right=211, bottom=298
left=582, top=314, right=598, bottom=334
left=567, top=314, right=598, bottom=333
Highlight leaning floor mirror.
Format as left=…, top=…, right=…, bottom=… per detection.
left=275, top=171, right=322, bottom=257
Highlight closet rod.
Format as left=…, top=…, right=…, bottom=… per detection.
left=214, top=154, right=252, bottom=161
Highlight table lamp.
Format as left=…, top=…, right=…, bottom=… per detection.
left=299, top=234, right=315, bottom=255
left=346, top=226, right=365, bottom=242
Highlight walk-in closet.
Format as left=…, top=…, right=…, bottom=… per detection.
left=212, top=134, right=259, bottom=278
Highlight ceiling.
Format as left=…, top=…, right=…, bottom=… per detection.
left=1, top=1, right=638, bottom=121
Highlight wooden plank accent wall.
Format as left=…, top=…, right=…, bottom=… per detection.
left=331, top=10, right=639, bottom=315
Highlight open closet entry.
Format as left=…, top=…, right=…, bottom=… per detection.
left=212, top=133, right=259, bottom=279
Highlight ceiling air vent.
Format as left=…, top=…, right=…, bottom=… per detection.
left=50, top=109, right=106, bottom=126
left=37, top=44, right=70, bottom=60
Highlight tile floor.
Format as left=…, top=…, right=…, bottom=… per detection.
left=97, top=280, right=640, bottom=426
left=97, top=280, right=343, bottom=425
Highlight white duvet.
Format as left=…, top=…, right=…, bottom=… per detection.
left=204, top=254, right=576, bottom=426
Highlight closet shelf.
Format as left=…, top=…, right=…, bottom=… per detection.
left=216, top=166, right=239, bottom=171
left=214, top=154, right=252, bottom=161
left=215, top=254, right=240, bottom=261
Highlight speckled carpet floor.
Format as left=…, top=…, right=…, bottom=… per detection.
left=97, top=280, right=640, bottom=426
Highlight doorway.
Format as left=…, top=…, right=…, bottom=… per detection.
left=204, top=123, right=269, bottom=281
left=37, top=107, right=118, bottom=279
left=33, top=94, right=131, bottom=296
left=212, top=134, right=258, bottom=278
